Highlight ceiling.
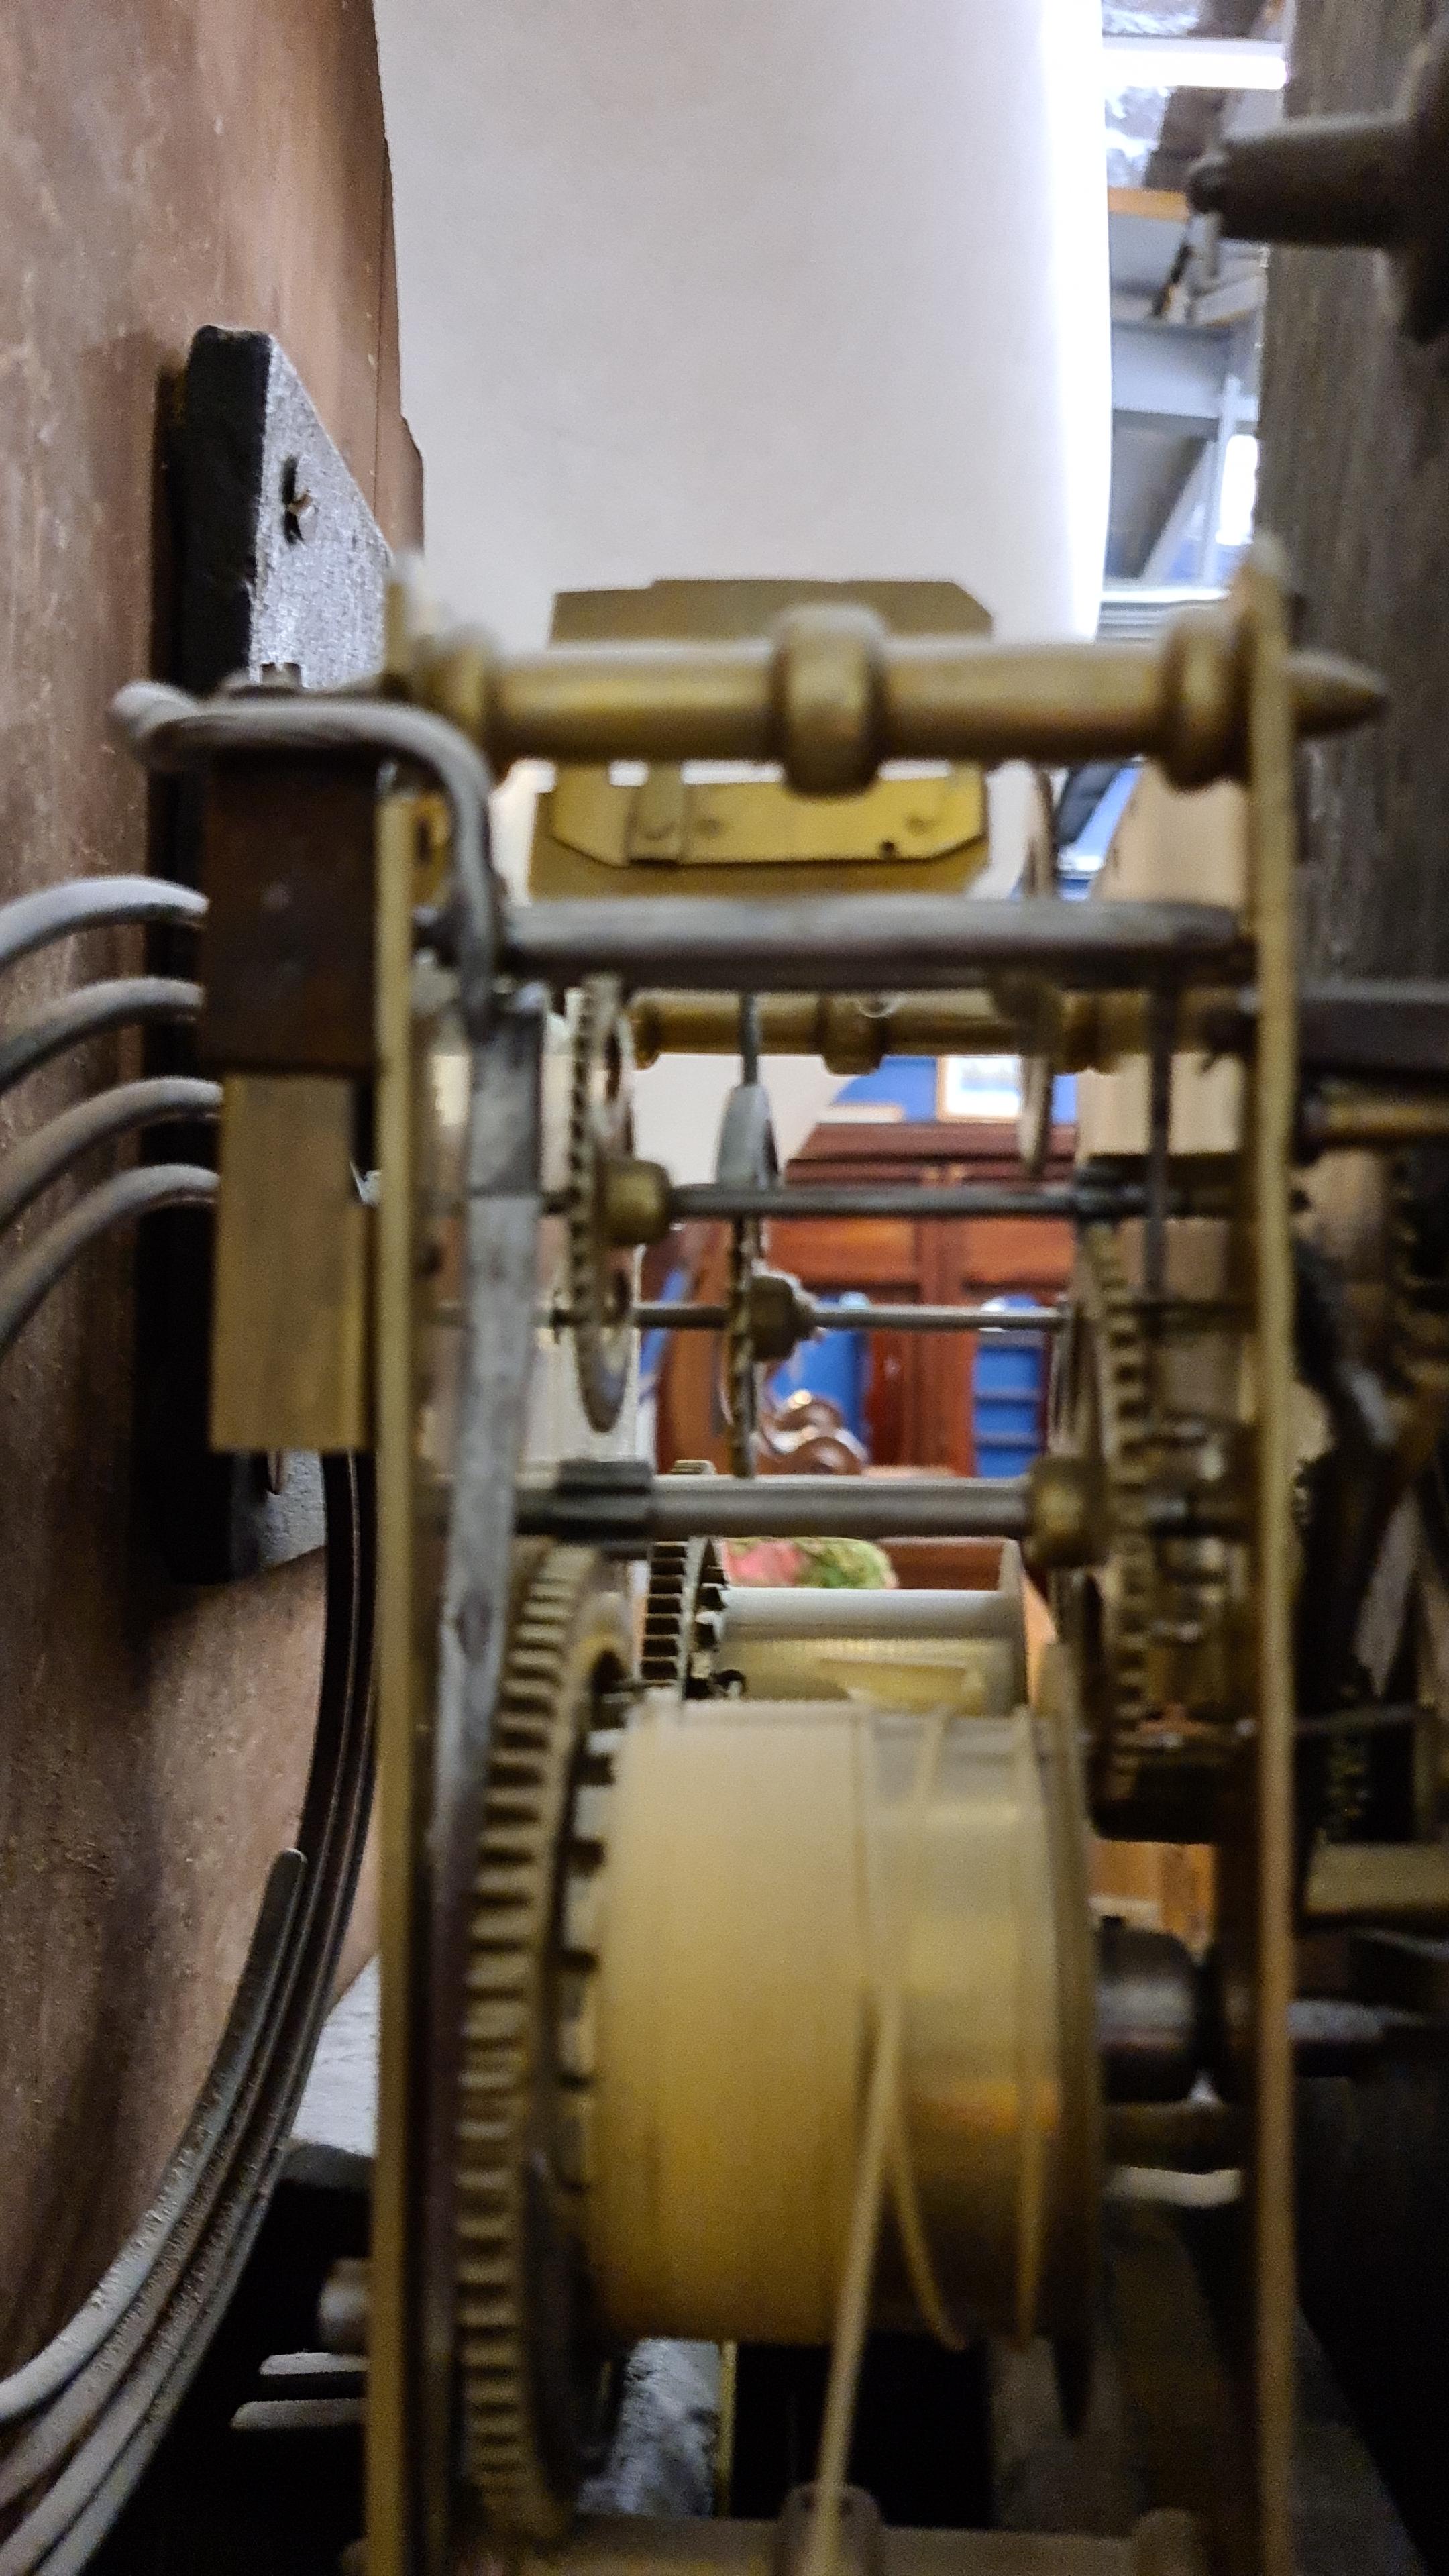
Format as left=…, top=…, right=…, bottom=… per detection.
left=1101, top=0, right=1279, bottom=593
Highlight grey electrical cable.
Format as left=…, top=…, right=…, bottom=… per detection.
left=0, top=1164, right=217, bottom=1360
left=0, top=1078, right=221, bottom=1234
left=0, top=979, right=202, bottom=1098
left=0, top=877, right=204, bottom=979
left=0, top=1456, right=374, bottom=2573
left=111, top=681, right=498, bottom=1037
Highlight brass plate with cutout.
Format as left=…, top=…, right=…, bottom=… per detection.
left=530, top=577, right=992, bottom=902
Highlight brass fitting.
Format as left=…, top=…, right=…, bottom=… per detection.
left=1059, top=992, right=1145, bottom=1073
left=988, top=975, right=1063, bottom=1060
left=630, top=995, right=823, bottom=1069
left=1056, top=989, right=1244, bottom=1075
left=1024, top=1454, right=1097, bottom=1572
left=628, top=990, right=1024, bottom=1073
left=599, top=1155, right=673, bottom=1248
left=410, top=625, right=499, bottom=744
left=628, top=985, right=1247, bottom=1083
left=746, top=1269, right=815, bottom=1365
left=768, top=604, right=888, bottom=794
left=1300, top=1086, right=1449, bottom=1158
left=814, top=995, right=899, bottom=1075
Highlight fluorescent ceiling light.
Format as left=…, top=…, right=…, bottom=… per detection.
left=1103, top=36, right=1287, bottom=91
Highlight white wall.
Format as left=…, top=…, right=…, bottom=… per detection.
left=376, top=0, right=1111, bottom=1173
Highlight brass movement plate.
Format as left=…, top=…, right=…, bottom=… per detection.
left=541, top=763, right=987, bottom=873
left=546, top=577, right=992, bottom=647
left=209, top=1071, right=370, bottom=1452
left=531, top=578, right=992, bottom=902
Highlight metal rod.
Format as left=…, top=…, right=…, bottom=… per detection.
left=506, top=894, right=1252, bottom=996
left=738, top=994, right=761, bottom=1086
left=718, top=1586, right=1021, bottom=1644
left=630, top=990, right=1023, bottom=1069
left=817, top=1299, right=1065, bottom=1332
left=648, top=1472, right=1035, bottom=1540
left=633, top=977, right=1449, bottom=1085
left=1291, top=982, right=1449, bottom=1082
left=1295, top=1702, right=1422, bottom=1741
left=670, top=1181, right=1115, bottom=1222
left=474, top=623, right=1379, bottom=782
left=1300, top=1088, right=1449, bottom=1154
left=631, top=1299, right=1065, bottom=1334
left=515, top=1472, right=1033, bottom=1543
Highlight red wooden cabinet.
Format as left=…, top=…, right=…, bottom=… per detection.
left=655, top=1116, right=1075, bottom=1474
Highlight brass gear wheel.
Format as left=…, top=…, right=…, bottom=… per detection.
left=724, top=1218, right=763, bottom=1477
left=568, top=977, right=636, bottom=1433
left=1389, top=1153, right=1449, bottom=1404
left=641, top=1472, right=728, bottom=1697
left=455, top=1545, right=633, bottom=2541
left=1055, top=1226, right=1155, bottom=1813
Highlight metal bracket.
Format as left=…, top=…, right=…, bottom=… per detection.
left=133, top=331, right=393, bottom=1580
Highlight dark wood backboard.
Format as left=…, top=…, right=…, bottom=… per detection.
left=1260, top=5, right=1449, bottom=2559
left=0, top=0, right=418, bottom=2371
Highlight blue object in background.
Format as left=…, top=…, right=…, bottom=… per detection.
left=828, top=1055, right=937, bottom=1119
left=832, top=1053, right=1078, bottom=1126
left=767, top=1292, right=869, bottom=1444
left=971, top=1297, right=1049, bottom=1479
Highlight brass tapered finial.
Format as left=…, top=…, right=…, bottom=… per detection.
left=1286, top=649, right=1389, bottom=742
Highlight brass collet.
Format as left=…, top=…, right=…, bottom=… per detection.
left=599, top=1155, right=673, bottom=1248
left=1024, top=1454, right=1097, bottom=1572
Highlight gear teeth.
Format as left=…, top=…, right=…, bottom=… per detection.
left=566, top=977, right=636, bottom=1434
left=454, top=1545, right=629, bottom=2544
left=1388, top=1159, right=1449, bottom=1385
left=725, top=1218, right=761, bottom=1475
left=640, top=1528, right=727, bottom=1697
left=1078, top=1226, right=1157, bottom=1795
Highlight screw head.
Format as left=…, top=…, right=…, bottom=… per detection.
left=280, top=453, right=317, bottom=543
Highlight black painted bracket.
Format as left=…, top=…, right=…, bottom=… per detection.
left=138, top=329, right=390, bottom=1582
